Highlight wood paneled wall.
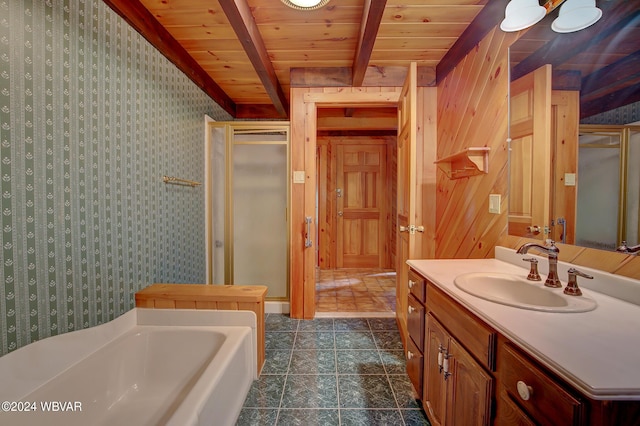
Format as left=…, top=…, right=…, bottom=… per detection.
left=435, top=28, right=519, bottom=259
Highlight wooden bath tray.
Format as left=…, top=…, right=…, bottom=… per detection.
left=135, top=284, right=267, bottom=375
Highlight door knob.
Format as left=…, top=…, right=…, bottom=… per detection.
left=338, top=211, right=343, bottom=217
left=400, top=224, right=424, bottom=234
left=527, top=225, right=541, bottom=234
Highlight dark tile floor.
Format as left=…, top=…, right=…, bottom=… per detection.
left=237, top=314, right=431, bottom=426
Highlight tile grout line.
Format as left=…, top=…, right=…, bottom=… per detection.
left=274, top=315, right=298, bottom=424
left=371, top=318, right=408, bottom=426
left=333, top=320, right=343, bottom=426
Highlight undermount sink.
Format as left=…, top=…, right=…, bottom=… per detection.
left=454, top=272, right=597, bottom=313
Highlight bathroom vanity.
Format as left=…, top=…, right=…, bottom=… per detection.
left=406, top=248, right=640, bottom=426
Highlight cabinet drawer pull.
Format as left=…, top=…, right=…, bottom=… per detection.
left=408, top=305, right=415, bottom=314
left=407, top=350, right=415, bottom=360
left=517, top=380, right=533, bottom=401
left=408, top=279, right=415, bottom=289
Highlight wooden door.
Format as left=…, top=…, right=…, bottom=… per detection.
left=336, top=144, right=387, bottom=268
left=550, top=91, right=579, bottom=245
left=424, top=313, right=448, bottom=426
left=509, top=65, right=552, bottom=240
left=396, top=62, right=420, bottom=338
left=446, top=338, right=493, bottom=426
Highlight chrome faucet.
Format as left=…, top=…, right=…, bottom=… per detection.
left=516, top=241, right=562, bottom=288
left=616, top=241, right=640, bottom=255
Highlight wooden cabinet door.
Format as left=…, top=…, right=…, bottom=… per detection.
left=425, top=313, right=493, bottom=426
left=446, top=338, right=493, bottom=426
left=424, top=313, right=448, bottom=426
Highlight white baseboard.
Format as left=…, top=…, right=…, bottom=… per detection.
left=265, top=301, right=290, bottom=314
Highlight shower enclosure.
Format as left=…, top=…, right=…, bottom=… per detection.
left=576, top=125, right=640, bottom=250
left=206, top=122, right=290, bottom=300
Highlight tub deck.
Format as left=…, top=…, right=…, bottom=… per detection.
left=135, top=284, right=267, bottom=374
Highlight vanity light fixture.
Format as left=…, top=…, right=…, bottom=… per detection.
left=501, top=0, right=602, bottom=33
left=500, top=0, right=547, bottom=32
left=551, top=0, right=602, bottom=33
left=280, top=0, right=330, bottom=10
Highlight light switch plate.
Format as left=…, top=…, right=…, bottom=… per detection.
left=489, top=194, right=501, bottom=214
left=293, top=170, right=306, bottom=184
left=564, top=173, right=576, bottom=186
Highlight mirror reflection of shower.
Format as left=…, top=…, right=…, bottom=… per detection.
left=576, top=125, right=640, bottom=250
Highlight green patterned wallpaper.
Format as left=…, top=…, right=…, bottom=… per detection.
left=0, top=0, right=232, bottom=356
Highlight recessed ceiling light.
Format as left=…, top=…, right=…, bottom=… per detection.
left=280, top=0, right=330, bottom=11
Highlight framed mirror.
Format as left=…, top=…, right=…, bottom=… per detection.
left=508, top=0, right=640, bottom=251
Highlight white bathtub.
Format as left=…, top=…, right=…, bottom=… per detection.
left=0, top=308, right=257, bottom=426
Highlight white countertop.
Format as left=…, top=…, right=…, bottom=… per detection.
left=407, top=247, right=640, bottom=401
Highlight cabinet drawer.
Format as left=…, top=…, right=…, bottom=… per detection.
left=496, top=389, right=536, bottom=426
left=427, top=283, right=496, bottom=370
left=407, top=294, right=425, bottom=349
left=408, top=269, right=426, bottom=303
left=406, top=336, right=423, bottom=400
left=501, top=344, right=584, bottom=426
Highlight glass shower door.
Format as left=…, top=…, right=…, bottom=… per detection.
left=625, top=128, right=640, bottom=246
left=207, top=123, right=289, bottom=299
left=232, top=129, right=288, bottom=299
left=576, top=130, right=621, bottom=250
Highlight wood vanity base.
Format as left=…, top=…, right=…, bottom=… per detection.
left=405, top=268, right=640, bottom=426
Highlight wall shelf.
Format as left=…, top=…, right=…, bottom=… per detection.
left=435, top=147, right=490, bottom=179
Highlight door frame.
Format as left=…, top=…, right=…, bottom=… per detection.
left=290, top=90, right=402, bottom=319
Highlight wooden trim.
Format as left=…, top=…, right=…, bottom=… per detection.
left=303, top=100, right=317, bottom=319
left=134, top=284, right=267, bottom=374
left=290, top=86, right=403, bottom=319
left=290, top=66, right=436, bottom=88
left=303, top=91, right=400, bottom=107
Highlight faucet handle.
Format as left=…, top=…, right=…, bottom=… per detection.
left=564, top=268, right=593, bottom=296
left=522, top=258, right=541, bottom=281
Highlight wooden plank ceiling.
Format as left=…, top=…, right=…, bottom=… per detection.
left=104, top=0, right=638, bottom=122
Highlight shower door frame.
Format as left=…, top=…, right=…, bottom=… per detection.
left=205, top=121, right=291, bottom=301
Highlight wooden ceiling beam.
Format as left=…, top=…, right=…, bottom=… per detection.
left=236, top=104, right=285, bottom=120
left=581, top=50, right=640, bottom=103
left=102, top=0, right=236, bottom=117
left=352, top=0, right=387, bottom=87
left=436, top=0, right=503, bottom=84
left=511, top=0, right=640, bottom=82
left=581, top=83, right=640, bottom=119
left=218, top=0, right=289, bottom=118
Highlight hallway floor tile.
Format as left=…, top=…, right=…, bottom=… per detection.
left=316, top=269, right=396, bottom=313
